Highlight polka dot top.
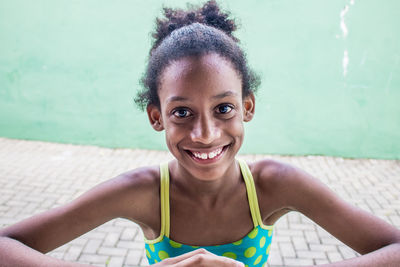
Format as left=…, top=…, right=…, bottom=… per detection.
left=144, top=159, right=274, bottom=266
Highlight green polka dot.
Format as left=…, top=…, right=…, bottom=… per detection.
left=266, top=244, right=271, bottom=254
left=244, top=246, right=257, bottom=258
left=259, top=236, right=266, bottom=248
left=145, top=249, right=151, bottom=259
left=245, top=265, right=249, bottom=267
left=149, top=244, right=155, bottom=252
left=233, top=239, right=243, bottom=245
left=248, top=228, right=258, bottom=239
left=262, top=262, right=267, bottom=267
left=254, top=255, right=263, bottom=265
left=158, top=250, right=169, bottom=260
left=222, top=252, right=237, bottom=260
left=191, top=246, right=200, bottom=248
left=169, top=240, right=182, bottom=248
left=154, top=259, right=158, bottom=263
left=268, top=229, right=272, bottom=237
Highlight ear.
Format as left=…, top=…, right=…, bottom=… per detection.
left=243, top=93, right=255, bottom=122
left=146, top=104, right=164, bottom=131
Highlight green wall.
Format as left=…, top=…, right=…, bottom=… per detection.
left=1, top=0, right=399, bottom=159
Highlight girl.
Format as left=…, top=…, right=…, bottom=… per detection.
left=1, top=1, right=399, bottom=266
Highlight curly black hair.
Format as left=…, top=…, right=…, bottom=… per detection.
left=135, top=0, right=260, bottom=110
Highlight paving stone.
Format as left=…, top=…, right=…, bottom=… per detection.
left=48, top=251, right=65, bottom=260
left=103, top=232, right=121, bottom=247
left=296, top=250, right=327, bottom=259
left=338, top=246, right=359, bottom=259
left=98, top=247, right=128, bottom=257
left=64, top=245, right=84, bottom=261
left=125, top=250, right=144, bottom=265
left=327, top=251, right=343, bottom=262
left=267, top=251, right=283, bottom=266
left=79, top=254, right=109, bottom=264
left=291, top=236, right=309, bottom=250
left=121, top=227, right=138, bottom=240
left=276, top=229, right=304, bottom=238
left=279, top=242, right=296, bottom=258
left=284, top=257, right=314, bottom=266
left=107, top=256, right=125, bottom=267
left=117, top=240, right=140, bottom=250
left=309, top=244, right=338, bottom=252
left=139, top=257, right=149, bottom=266
left=315, top=259, right=330, bottom=265
left=304, top=230, right=321, bottom=244
left=84, top=239, right=103, bottom=254
left=288, top=223, right=315, bottom=231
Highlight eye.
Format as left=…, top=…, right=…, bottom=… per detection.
left=172, top=108, right=192, bottom=118
left=216, top=104, right=233, bottom=114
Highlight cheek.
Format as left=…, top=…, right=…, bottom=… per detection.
left=229, top=118, right=245, bottom=146
left=233, top=122, right=245, bottom=142
left=229, top=115, right=245, bottom=133
left=163, top=123, right=185, bottom=149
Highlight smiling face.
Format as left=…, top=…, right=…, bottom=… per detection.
left=147, top=53, right=255, bottom=180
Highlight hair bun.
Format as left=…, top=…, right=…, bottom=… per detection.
left=201, top=0, right=236, bottom=36
left=151, top=0, right=238, bottom=52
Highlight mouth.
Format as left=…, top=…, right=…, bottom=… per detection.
left=185, top=145, right=229, bottom=163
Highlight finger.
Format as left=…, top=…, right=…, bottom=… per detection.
left=157, top=248, right=209, bottom=265
left=173, top=253, right=244, bottom=267
left=214, top=255, right=245, bottom=267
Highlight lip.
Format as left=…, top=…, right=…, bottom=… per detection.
left=184, top=145, right=229, bottom=164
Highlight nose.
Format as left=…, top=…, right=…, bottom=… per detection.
left=190, top=115, right=221, bottom=144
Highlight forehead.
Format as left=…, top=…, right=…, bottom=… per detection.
left=159, top=53, right=242, bottom=101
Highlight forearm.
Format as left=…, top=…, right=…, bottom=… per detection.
left=319, top=243, right=400, bottom=267
left=0, top=237, right=93, bottom=267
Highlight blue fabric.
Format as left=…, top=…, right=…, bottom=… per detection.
left=145, top=225, right=273, bottom=266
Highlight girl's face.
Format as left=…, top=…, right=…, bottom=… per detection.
left=147, top=53, right=255, bottom=180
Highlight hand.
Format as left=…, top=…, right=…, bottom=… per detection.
left=152, top=248, right=245, bottom=267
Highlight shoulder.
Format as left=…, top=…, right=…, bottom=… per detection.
left=106, top=165, right=161, bottom=209
left=248, top=158, right=296, bottom=189
left=116, top=165, right=160, bottom=192
left=110, top=165, right=161, bottom=224
left=249, top=158, right=319, bottom=185
left=63, top=164, right=162, bottom=225
left=247, top=158, right=326, bottom=210
left=85, top=165, right=160, bottom=201
left=248, top=158, right=350, bottom=215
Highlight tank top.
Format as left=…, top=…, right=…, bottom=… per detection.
left=144, top=159, right=274, bottom=266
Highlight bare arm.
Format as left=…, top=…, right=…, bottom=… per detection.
left=257, top=160, right=400, bottom=266
left=0, top=167, right=159, bottom=266
left=0, top=237, right=92, bottom=267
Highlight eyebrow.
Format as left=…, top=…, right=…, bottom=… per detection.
left=166, top=96, right=188, bottom=103
left=212, top=91, right=238, bottom=99
left=166, top=91, right=238, bottom=104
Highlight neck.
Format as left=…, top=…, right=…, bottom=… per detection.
left=170, top=159, right=242, bottom=206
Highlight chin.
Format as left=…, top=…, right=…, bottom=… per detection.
left=178, top=146, right=238, bottom=180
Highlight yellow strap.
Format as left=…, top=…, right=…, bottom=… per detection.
left=158, top=160, right=270, bottom=242
left=238, top=159, right=273, bottom=230
left=160, top=162, right=170, bottom=238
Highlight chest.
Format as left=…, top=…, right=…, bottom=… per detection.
left=168, top=184, right=255, bottom=246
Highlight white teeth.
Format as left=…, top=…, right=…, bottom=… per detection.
left=192, top=148, right=223, bottom=160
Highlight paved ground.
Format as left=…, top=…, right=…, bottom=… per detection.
left=0, top=137, right=399, bottom=266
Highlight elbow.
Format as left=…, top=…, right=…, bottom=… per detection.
left=379, top=234, right=400, bottom=254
